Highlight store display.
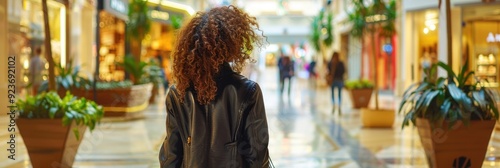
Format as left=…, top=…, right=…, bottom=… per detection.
left=476, top=53, right=498, bottom=84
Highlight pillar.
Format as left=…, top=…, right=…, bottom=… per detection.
left=0, top=0, right=7, bottom=117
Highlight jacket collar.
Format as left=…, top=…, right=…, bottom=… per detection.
left=217, top=62, right=235, bottom=78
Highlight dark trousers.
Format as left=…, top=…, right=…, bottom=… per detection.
left=280, top=76, right=292, bottom=96
left=331, top=80, right=344, bottom=105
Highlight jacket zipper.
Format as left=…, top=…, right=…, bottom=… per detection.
left=185, top=93, right=196, bottom=168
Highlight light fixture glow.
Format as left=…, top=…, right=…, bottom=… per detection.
left=149, top=0, right=195, bottom=16
left=423, top=28, right=429, bottom=34
left=429, top=24, right=436, bottom=31
left=23, top=60, right=29, bottom=69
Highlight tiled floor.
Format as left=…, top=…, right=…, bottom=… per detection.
left=2, top=67, right=500, bottom=167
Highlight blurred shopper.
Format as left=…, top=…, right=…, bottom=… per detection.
left=308, top=57, right=317, bottom=89
left=153, top=53, right=169, bottom=94
left=29, top=47, right=46, bottom=95
left=279, top=56, right=294, bottom=96
left=159, top=6, right=270, bottom=168
left=327, top=52, right=345, bottom=113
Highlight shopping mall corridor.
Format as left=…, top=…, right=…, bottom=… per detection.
left=2, top=67, right=500, bottom=168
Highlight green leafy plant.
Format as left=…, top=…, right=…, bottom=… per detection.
left=398, top=60, right=499, bottom=129
left=116, top=56, right=148, bottom=85
left=127, top=0, right=152, bottom=62
left=17, top=91, right=104, bottom=139
left=348, top=0, right=368, bottom=38
left=39, top=61, right=91, bottom=93
left=127, top=0, right=151, bottom=40
left=310, top=9, right=333, bottom=59
left=142, top=60, right=165, bottom=86
left=345, top=79, right=374, bottom=89
left=171, top=15, right=183, bottom=30
left=95, top=80, right=134, bottom=90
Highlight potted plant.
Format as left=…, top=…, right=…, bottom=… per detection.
left=347, top=0, right=396, bottom=127
left=345, top=79, right=374, bottom=108
left=16, top=1, right=104, bottom=167
left=399, top=60, right=499, bottom=167
left=16, top=92, right=103, bottom=167
left=73, top=56, right=153, bottom=118
left=38, top=60, right=92, bottom=97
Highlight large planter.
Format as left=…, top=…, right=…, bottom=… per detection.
left=360, top=108, right=395, bottom=128
left=348, top=88, right=373, bottom=109
left=72, top=83, right=153, bottom=118
left=17, top=118, right=87, bottom=168
left=416, top=118, right=495, bottom=168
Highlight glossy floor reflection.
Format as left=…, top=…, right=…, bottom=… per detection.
left=2, top=67, right=500, bottom=167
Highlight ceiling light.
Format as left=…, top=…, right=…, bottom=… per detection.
left=423, top=28, right=429, bottom=34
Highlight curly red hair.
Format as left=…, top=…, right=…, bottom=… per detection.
left=172, top=5, right=263, bottom=104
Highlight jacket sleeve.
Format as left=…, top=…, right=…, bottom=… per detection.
left=159, top=90, right=184, bottom=168
left=240, top=83, right=270, bottom=168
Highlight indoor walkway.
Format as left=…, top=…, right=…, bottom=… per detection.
left=2, top=66, right=500, bottom=168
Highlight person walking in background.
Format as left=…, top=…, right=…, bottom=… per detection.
left=159, top=6, right=270, bottom=167
left=154, top=53, right=169, bottom=94
left=327, top=52, right=345, bottom=113
left=308, top=56, right=317, bottom=89
left=29, top=47, right=46, bottom=95
left=279, top=55, right=294, bottom=96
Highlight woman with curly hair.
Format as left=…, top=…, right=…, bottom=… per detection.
left=159, top=6, right=270, bottom=168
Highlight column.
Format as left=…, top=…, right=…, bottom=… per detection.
left=437, top=0, right=449, bottom=76
left=80, top=5, right=95, bottom=76
left=451, top=7, right=462, bottom=73
left=0, top=0, right=7, bottom=117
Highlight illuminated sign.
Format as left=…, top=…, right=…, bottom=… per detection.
left=486, top=32, right=500, bottom=43
left=151, top=10, right=170, bottom=21
left=148, top=7, right=184, bottom=25
left=110, top=0, right=127, bottom=14
left=103, top=0, right=129, bottom=21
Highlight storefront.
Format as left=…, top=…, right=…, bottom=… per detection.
left=141, top=1, right=194, bottom=81
left=17, top=0, right=67, bottom=95
left=142, top=5, right=186, bottom=81
left=334, top=1, right=398, bottom=91
left=398, top=0, right=500, bottom=95
left=462, top=5, right=500, bottom=87
left=97, top=0, right=128, bottom=81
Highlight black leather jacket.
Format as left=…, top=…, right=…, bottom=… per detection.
left=159, top=64, right=270, bottom=168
